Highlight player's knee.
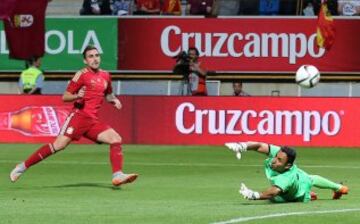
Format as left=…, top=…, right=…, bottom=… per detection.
left=52, top=141, right=67, bottom=151
left=109, top=134, right=122, bottom=145
left=110, top=136, right=122, bottom=145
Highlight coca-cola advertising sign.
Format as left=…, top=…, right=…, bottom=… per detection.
left=1, top=95, right=360, bottom=147
left=0, top=106, right=69, bottom=137
left=118, top=18, right=360, bottom=73
left=0, top=95, right=132, bottom=143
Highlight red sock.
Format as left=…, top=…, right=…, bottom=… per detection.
left=110, top=143, right=123, bottom=173
left=25, top=144, right=55, bottom=168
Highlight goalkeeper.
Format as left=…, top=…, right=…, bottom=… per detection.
left=225, top=141, right=349, bottom=203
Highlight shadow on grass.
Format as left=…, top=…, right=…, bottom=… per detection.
left=43, top=182, right=122, bottom=190
left=238, top=202, right=272, bottom=206
left=238, top=198, right=333, bottom=206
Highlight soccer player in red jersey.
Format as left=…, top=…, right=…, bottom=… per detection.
left=10, top=45, right=138, bottom=187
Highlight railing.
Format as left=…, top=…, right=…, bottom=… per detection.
left=1, top=71, right=360, bottom=82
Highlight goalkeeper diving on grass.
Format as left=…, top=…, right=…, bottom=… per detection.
left=225, top=142, right=349, bottom=202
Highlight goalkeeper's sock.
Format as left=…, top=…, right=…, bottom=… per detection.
left=25, top=144, right=55, bottom=168
left=110, top=143, right=123, bottom=173
left=310, top=175, right=342, bottom=191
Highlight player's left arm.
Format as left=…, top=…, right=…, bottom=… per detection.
left=259, top=186, right=282, bottom=200
left=106, top=93, right=122, bottom=110
left=104, top=73, right=121, bottom=110
left=239, top=183, right=281, bottom=200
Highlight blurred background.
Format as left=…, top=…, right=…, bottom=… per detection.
left=0, top=0, right=359, bottom=97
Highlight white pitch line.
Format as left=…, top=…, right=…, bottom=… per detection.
left=0, top=160, right=360, bottom=169
left=211, top=208, right=360, bottom=224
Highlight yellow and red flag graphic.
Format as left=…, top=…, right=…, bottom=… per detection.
left=316, top=1, right=336, bottom=50
left=162, top=0, right=182, bottom=15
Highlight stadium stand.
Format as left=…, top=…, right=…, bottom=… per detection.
left=47, top=0, right=83, bottom=15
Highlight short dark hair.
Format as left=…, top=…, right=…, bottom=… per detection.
left=25, top=56, right=40, bottom=68
left=280, top=146, right=296, bottom=166
left=188, top=47, right=199, bottom=56
left=82, top=45, right=98, bottom=58
left=233, top=81, right=243, bottom=86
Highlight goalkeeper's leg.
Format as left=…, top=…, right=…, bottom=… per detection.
left=310, top=175, right=349, bottom=199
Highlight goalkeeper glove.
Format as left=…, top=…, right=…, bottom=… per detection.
left=239, top=183, right=260, bottom=200
left=224, top=142, right=248, bottom=160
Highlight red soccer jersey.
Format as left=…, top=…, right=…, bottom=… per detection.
left=66, top=68, right=113, bottom=118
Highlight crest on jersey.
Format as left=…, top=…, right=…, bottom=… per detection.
left=90, top=79, right=96, bottom=89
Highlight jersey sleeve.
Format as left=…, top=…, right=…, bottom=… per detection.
left=35, top=74, right=44, bottom=88
left=198, top=61, right=207, bottom=77
left=268, top=144, right=281, bottom=159
left=18, top=75, right=24, bottom=88
left=66, top=70, right=85, bottom=93
left=105, top=73, right=113, bottom=95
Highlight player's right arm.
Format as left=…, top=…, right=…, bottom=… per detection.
left=225, top=141, right=270, bottom=159
left=239, top=183, right=282, bottom=200
left=245, top=141, right=270, bottom=154
left=62, top=70, right=85, bottom=102
left=62, top=88, right=85, bottom=102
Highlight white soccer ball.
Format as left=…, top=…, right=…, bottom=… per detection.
left=295, top=65, right=320, bottom=88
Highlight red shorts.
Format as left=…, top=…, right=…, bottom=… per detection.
left=59, top=112, right=110, bottom=141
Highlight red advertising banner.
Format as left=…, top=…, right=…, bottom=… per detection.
left=132, top=97, right=357, bottom=147
left=1, top=95, right=360, bottom=147
left=0, top=95, right=133, bottom=144
left=118, top=18, right=360, bottom=73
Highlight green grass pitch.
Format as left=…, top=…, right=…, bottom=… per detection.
left=1, top=144, right=359, bottom=224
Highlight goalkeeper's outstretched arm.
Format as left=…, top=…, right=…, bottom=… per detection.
left=225, top=141, right=270, bottom=159
left=240, top=183, right=281, bottom=200
left=245, top=141, right=270, bottom=155
left=259, top=186, right=282, bottom=200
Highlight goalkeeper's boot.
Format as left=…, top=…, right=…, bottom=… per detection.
left=310, top=191, right=318, bottom=201
left=112, top=171, right=138, bottom=186
left=333, top=185, right=349, bottom=200
left=10, top=162, right=26, bottom=182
